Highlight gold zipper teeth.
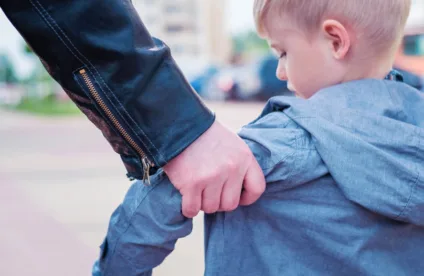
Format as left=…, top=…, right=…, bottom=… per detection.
left=79, top=69, right=152, bottom=167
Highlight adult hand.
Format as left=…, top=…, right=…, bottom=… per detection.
left=163, top=121, right=266, bottom=218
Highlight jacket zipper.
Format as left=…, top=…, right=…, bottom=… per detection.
left=79, top=69, right=153, bottom=184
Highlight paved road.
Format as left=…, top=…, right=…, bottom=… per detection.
left=0, top=102, right=264, bottom=275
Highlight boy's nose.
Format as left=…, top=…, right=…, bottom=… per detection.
left=276, top=62, right=287, bottom=81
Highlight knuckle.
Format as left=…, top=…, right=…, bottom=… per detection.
left=253, top=184, right=266, bottom=196
left=227, top=161, right=237, bottom=172
left=184, top=206, right=198, bottom=217
left=183, top=181, right=204, bottom=194
left=199, top=172, right=216, bottom=184
left=176, top=179, right=197, bottom=192
left=202, top=198, right=220, bottom=214
left=203, top=205, right=219, bottom=214
left=173, top=181, right=184, bottom=191
left=196, top=176, right=208, bottom=186
left=240, top=145, right=252, bottom=157
left=187, top=181, right=200, bottom=191
left=180, top=187, right=195, bottom=196
left=222, top=198, right=239, bottom=211
left=244, top=180, right=266, bottom=197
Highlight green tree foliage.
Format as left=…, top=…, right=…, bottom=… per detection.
left=232, top=30, right=270, bottom=55
left=0, top=54, right=18, bottom=84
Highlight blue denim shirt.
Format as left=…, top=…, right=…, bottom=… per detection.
left=94, top=79, right=424, bottom=276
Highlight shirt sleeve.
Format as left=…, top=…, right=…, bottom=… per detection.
left=94, top=171, right=192, bottom=275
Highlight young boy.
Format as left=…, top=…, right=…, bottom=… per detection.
left=93, top=0, right=424, bottom=275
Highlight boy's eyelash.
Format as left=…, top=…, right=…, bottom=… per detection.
left=280, top=52, right=287, bottom=59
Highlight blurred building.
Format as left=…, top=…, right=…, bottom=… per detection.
left=396, top=0, right=424, bottom=75
left=406, top=0, right=424, bottom=35
left=133, top=0, right=232, bottom=75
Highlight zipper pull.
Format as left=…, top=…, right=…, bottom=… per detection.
left=142, top=157, right=151, bottom=185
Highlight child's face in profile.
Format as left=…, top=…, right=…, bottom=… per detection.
left=264, top=17, right=349, bottom=99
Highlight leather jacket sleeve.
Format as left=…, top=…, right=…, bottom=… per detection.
left=1, top=0, right=215, bottom=180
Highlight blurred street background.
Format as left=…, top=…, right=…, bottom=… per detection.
left=1, top=0, right=424, bottom=275
left=0, top=102, right=263, bottom=275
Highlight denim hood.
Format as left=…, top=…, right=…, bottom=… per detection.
left=240, top=79, right=424, bottom=226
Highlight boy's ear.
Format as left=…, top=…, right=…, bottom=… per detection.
left=322, top=19, right=351, bottom=60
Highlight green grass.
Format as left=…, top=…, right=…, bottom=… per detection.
left=12, top=96, right=81, bottom=116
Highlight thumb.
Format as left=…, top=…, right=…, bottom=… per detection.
left=239, top=159, right=265, bottom=206
left=181, top=189, right=202, bottom=218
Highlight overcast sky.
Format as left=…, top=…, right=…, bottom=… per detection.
left=227, top=0, right=255, bottom=34
left=0, top=9, right=35, bottom=77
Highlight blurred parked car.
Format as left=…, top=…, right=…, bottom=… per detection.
left=394, top=22, right=424, bottom=91
left=203, top=55, right=291, bottom=101
left=189, top=66, right=218, bottom=96
left=0, top=83, right=24, bottom=106
left=394, top=67, right=423, bottom=91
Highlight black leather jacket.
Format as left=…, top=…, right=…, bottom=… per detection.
left=1, top=0, right=215, bottom=180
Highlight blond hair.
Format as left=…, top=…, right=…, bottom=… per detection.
left=254, top=0, right=411, bottom=55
